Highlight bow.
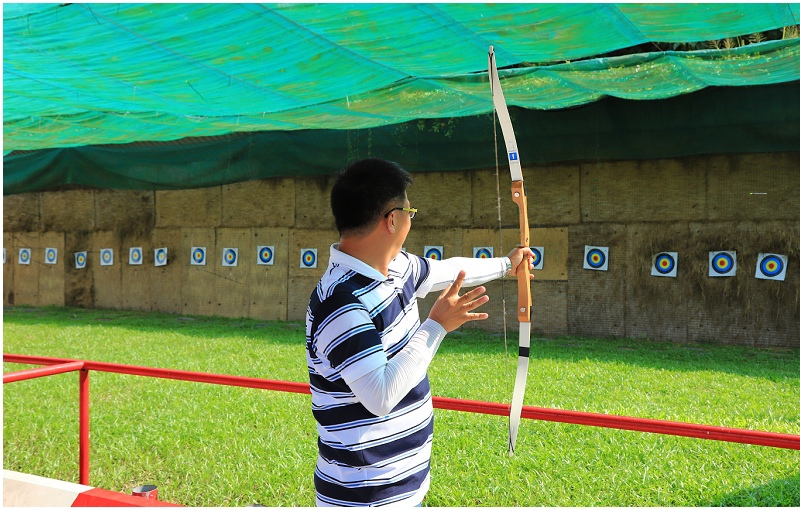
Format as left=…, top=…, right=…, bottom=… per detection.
left=488, top=46, right=532, bottom=456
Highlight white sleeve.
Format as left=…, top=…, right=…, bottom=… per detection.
left=344, top=319, right=447, bottom=416
left=416, top=256, right=511, bottom=298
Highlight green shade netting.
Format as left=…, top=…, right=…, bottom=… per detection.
left=4, top=3, right=800, bottom=152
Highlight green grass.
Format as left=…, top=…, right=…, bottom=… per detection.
left=4, top=306, right=799, bottom=506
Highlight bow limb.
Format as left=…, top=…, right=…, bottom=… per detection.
left=489, top=46, right=532, bottom=456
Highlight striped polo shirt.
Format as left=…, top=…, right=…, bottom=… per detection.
left=306, top=244, right=507, bottom=507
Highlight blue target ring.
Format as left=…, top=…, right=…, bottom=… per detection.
left=301, top=249, right=317, bottom=268
left=155, top=249, right=167, bottom=265
left=475, top=248, right=491, bottom=259
left=192, top=247, right=206, bottom=265
left=760, top=255, right=784, bottom=278
left=46, top=248, right=57, bottom=263
left=531, top=248, right=542, bottom=267
left=19, top=249, right=31, bottom=264
left=711, top=252, right=734, bottom=274
left=130, top=248, right=142, bottom=263
left=586, top=248, right=605, bottom=269
left=654, top=253, right=675, bottom=274
left=101, top=249, right=112, bottom=263
left=223, top=248, right=237, bottom=265
left=258, top=246, right=273, bottom=264
left=75, top=252, right=87, bottom=268
left=425, top=247, right=443, bottom=260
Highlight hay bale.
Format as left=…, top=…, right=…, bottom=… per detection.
left=180, top=228, right=217, bottom=316
left=288, top=229, right=339, bottom=280
left=120, top=234, right=152, bottom=312
left=96, top=190, right=155, bottom=240
left=3, top=233, right=15, bottom=305
left=213, top=228, right=251, bottom=318
left=709, top=152, right=800, bottom=221
left=530, top=227, right=568, bottom=281
left=408, top=171, right=471, bottom=228
left=91, top=231, right=121, bottom=309
left=37, top=232, right=65, bottom=307
left=65, top=230, right=94, bottom=308
left=287, top=276, right=317, bottom=322
left=532, top=280, right=568, bottom=337
left=403, top=227, right=463, bottom=262
left=149, top=228, right=181, bottom=314
left=41, top=189, right=95, bottom=232
left=3, top=193, right=40, bottom=232
left=624, top=222, right=690, bottom=342
left=686, top=220, right=800, bottom=347
left=528, top=163, right=581, bottom=226
left=222, top=178, right=295, bottom=228
left=471, top=168, right=513, bottom=229
left=567, top=223, right=628, bottom=338
left=11, top=232, right=39, bottom=306
left=294, top=175, right=336, bottom=230
left=580, top=159, right=705, bottom=223
left=157, top=187, right=222, bottom=228
left=249, top=227, right=290, bottom=321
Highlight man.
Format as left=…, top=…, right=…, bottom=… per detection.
left=306, top=158, right=533, bottom=506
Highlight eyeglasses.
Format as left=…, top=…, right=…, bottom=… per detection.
left=384, top=207, right=417, bottom=219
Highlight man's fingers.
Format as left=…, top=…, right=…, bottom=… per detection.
left=445, top=270, right=466, bottom=297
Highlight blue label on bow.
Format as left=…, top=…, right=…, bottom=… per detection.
left=508, top=151, right=519, bottom=161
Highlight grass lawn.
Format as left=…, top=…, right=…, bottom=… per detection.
left=3, top=306, right=799, bottom=506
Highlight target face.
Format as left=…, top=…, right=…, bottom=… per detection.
left=257, top=246, right=275, bottom=266
left=473, top=247, right=493, bottom=259
left=129, top=247, right=143, bottom=265
left=154, top=247, right=168, bottom=267
left=651, top=252, right=678, bottom=278
left=222, top=248, right=238, bottom=267
left=301, top=248, right=317, bottom=268
left=755, top=253, right=787, bottom=281
left=530, top=246, right=544, bottom=270
left=583, top=246, right=608, bottom=271
left=191, top=247, right=206, bottom=266
left=100, top=248, right=114, bottom=266
left=709, top=251, right=736, bottom=277
left=45, top=248, right=58, bottom=265
left=19, top=248, right=31, bottom=265
left=75, top=251, right=87, bottom=269
left=424, top=246, right=443, bottom=260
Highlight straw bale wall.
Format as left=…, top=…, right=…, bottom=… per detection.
left=3, top=151, right=798, bottom=347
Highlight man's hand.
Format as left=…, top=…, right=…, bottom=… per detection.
left=428, top=270, right=489, bottom=332
left=507, top=246, right=535, bottom=279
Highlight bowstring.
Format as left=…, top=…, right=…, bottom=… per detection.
left=492, top=82, right=510, bottom=380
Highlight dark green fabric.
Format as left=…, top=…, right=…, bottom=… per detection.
left=5, top=81, right=798, bottom=195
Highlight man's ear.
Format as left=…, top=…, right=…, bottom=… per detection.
left=387, top=212, right=396, bottom=234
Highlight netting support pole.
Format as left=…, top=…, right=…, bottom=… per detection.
left=79, top=368, right=90, bottom=486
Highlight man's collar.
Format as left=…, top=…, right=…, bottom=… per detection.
left=330, top=243, right=388, bottom=282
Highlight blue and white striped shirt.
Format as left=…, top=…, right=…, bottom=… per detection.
left=306, top=244, right=508, bottom=507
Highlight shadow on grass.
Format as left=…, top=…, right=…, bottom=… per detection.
left=707, top=472, right=800, bottom=506
left=4, top=306, right=800, bottom=383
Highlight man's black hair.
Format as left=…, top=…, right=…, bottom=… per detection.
left=331, top=158, right=413, bottom=236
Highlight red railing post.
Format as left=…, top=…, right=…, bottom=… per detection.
left=79, top=368, right=90, bottom=486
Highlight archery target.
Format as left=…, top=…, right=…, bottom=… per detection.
left=222, top=248, right=238, bottom=267
left=191, top=247, right=206, bottom=266
left=257, top=246, right=275, bottom=265
left=424, top=246, right=443, bottom=260
left=530, top=246, right=544, bottom=270
left=100, top=248, right=114, bottom=266
left=45, top=247, right=58, bottom=265
left=301, top=248, right=317, bottom=269
left=154, top=247, right=168, bottom=267
left=18, top=248, right=31, bottom=265
left=709, top=251, right=736, bottom=277
left=755, top=253, right=787, bottom=281
left=583, top=246, right=608, bottom=271
left=473, top=247, right=493, bottom=259
left=651, top=252, right=678, bottom=278
left=75, top=251, right=87, bottom=269
left=129, top=247, right=143, bottom=265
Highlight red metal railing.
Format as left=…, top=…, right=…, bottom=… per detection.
left=4, top=353, right=800, bottom=488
